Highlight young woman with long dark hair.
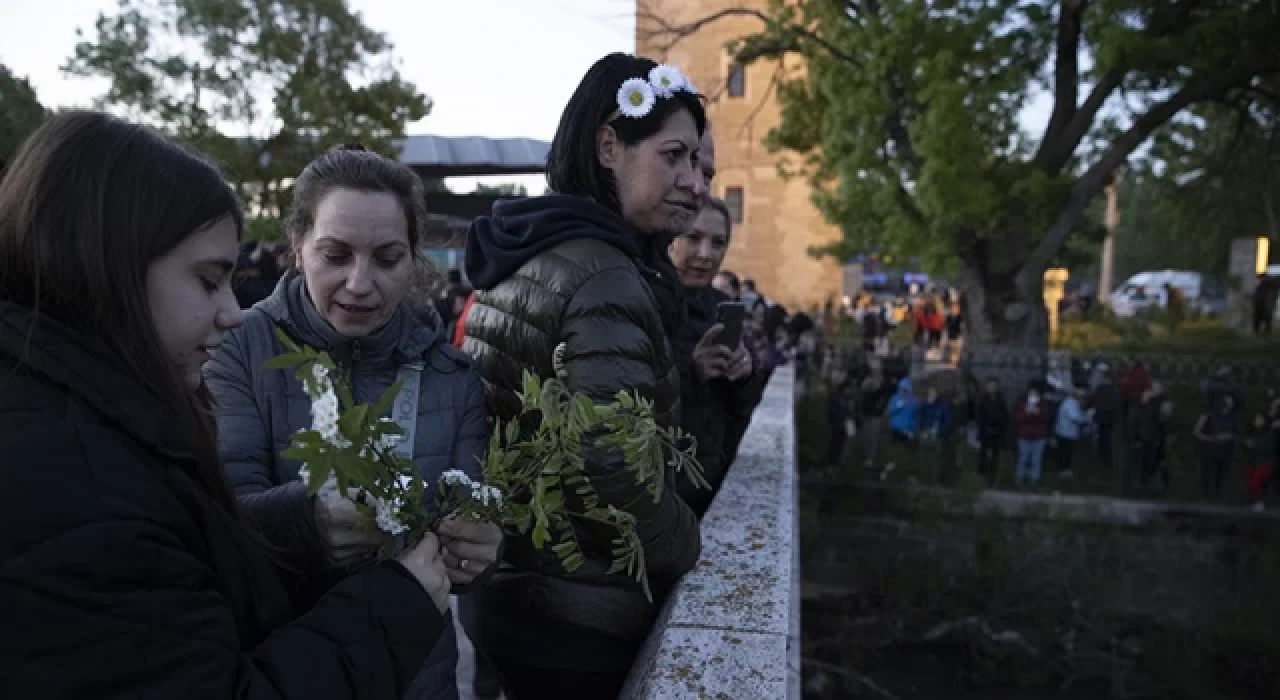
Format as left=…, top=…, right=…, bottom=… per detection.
left=0, top=111, right=450, bottom=697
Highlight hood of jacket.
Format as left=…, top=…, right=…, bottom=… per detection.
left=465, top=194, right=644, bottom=291
left=254, top=270, right=443, bottom=367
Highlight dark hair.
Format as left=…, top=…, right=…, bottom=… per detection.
left=546, top=52, right=707, bottom=212
left=697, top=195, right=732, bottom=241
left=286, top=146, right=428, bottom=250
left=0, top=111, right=241, bottom=511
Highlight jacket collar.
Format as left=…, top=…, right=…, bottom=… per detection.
left=0, top=302, right=194, bottom=461
left=256, top=270, right=441, bottom=366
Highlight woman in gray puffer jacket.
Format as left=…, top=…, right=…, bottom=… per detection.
left=205, top=147, right=500, bottom=700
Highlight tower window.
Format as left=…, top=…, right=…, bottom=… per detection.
left=727, top=63, right=745, bottom=98
left=725, top=186, right=744, bottom=224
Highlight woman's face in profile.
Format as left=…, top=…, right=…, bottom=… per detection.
left=295, top=187, right=415, bottom=338
left=146, top=215, right=243, bottom=389
left=603, top=108, right=704, bottom=236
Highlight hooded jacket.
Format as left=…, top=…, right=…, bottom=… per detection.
left=0, top=302, right=440, bottom=697
left=889, top=378, right=919, bottom=436
left=204, top=272, right=488, bottom=700
left=459, top=194, right=700, bottom=672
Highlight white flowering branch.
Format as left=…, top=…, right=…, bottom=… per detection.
left=267, top=333, right=707, bottom=600
left=266, top=330, right=497, bottom=550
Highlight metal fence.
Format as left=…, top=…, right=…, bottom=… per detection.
left=799, top=341, right=1280, bottom=508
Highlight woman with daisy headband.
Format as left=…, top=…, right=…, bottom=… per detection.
left=458, top=53, right=708, bottom=697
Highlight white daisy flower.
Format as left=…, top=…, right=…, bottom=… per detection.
left=648, top=64, right=687, bottom=98
left=616, top=78, right=656, bottom=118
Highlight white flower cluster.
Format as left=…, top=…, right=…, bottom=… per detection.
left=375, top=417, right=403, bottom=452
left=440, top=469, right=504, bottom=508
left=374, top=474, right=415, bottom=536
left=615, top=64, right=697, bottom=119
left=307, top=364, right=350, bottom=449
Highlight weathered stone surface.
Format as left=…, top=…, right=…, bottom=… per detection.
left=623, top=365, right=799, bottom=699
left=628, top=627, right=790, bottom=700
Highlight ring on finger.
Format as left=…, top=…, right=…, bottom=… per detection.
left=459, top=558, right=469, bottom=571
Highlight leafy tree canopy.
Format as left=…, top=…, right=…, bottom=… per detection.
left=64, top=0, right=431, bottom=215
left=641, top=0, right=1280, bottom=345
left=0, top=64, right=49, bottom=168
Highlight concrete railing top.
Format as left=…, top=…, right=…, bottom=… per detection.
left=622, top=364, right=800, bottom=700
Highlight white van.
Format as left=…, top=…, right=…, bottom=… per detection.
left=1108, top=270, right=1206, bottom=317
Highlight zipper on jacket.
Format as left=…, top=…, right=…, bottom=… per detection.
left=349, top=340, right=362, bottom=401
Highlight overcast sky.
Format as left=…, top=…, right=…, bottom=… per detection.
left=1, top=0, right=1062, bottom=192
left=0, top=0, right=638, bottom=191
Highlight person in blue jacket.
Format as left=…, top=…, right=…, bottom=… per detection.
left=920, top=385, right=952, bottom=439
left=889, top=377, right=919, bottom=443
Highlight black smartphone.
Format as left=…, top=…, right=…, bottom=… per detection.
left=715, top=301, right=746, bottom=349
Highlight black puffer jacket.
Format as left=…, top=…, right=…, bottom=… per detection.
left=0, top=303, right=439, bottom=697
left=460, top=195, right=700, bottom=672
left=673, top=285, right=766, bottom=517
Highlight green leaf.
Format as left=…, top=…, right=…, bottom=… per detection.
left=372, top=378, right=404, bottom=418
left=274, top=327, right=300, bottom=352
left=339, top=404, right=369, bottom=441
left=562, top=553, right=583, bottom=572
left=263, top=352, right=309, bottom=370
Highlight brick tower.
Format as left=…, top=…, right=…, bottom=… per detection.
left=636, top=0, right=844, bottom=310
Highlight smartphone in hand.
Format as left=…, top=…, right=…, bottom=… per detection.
left=715, top=301, right=746, bottom=349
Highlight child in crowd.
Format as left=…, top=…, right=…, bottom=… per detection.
left=1245, top=412, right=1274, bottom=511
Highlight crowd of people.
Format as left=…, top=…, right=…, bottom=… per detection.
left=816, top=322, right=1280, bottom=509
left=0, top=54, right=811, bottom=699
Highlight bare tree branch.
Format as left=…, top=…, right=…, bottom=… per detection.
left=636, top=4, right=862, bottom=68
left=734, top=61, right=784, bottom=140
left=1036, top=66, right=1126, bottom=174
left=1022, top=55, right=1280, bottom=282
left=1035, top=0, right=1216, bottom=175
left=883, top=74, right=921, bottom=171
left=1038, top=0, right=1087, bottom=156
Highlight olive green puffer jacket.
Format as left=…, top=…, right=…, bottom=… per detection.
left=459, top=194, right=701, bottom=671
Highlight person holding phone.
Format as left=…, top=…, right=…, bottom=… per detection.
left=668, top=134, right=767, bottom=516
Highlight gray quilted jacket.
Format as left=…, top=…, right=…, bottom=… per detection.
left=204, top=272, right=488, bottom=700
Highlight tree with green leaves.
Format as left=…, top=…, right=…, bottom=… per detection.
left=0, top=64, right=48, bottom=170
left=64, top=0, right=431, bottom=217
left=640, top=0, right=1280, bottom=347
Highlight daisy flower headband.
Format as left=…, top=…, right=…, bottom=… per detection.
left=609, top=64, right=698, bottom=122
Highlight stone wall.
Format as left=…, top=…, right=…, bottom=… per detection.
left=622, top=364, right=800, bottom=699
left=636, top=0, right=844, bottom=310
